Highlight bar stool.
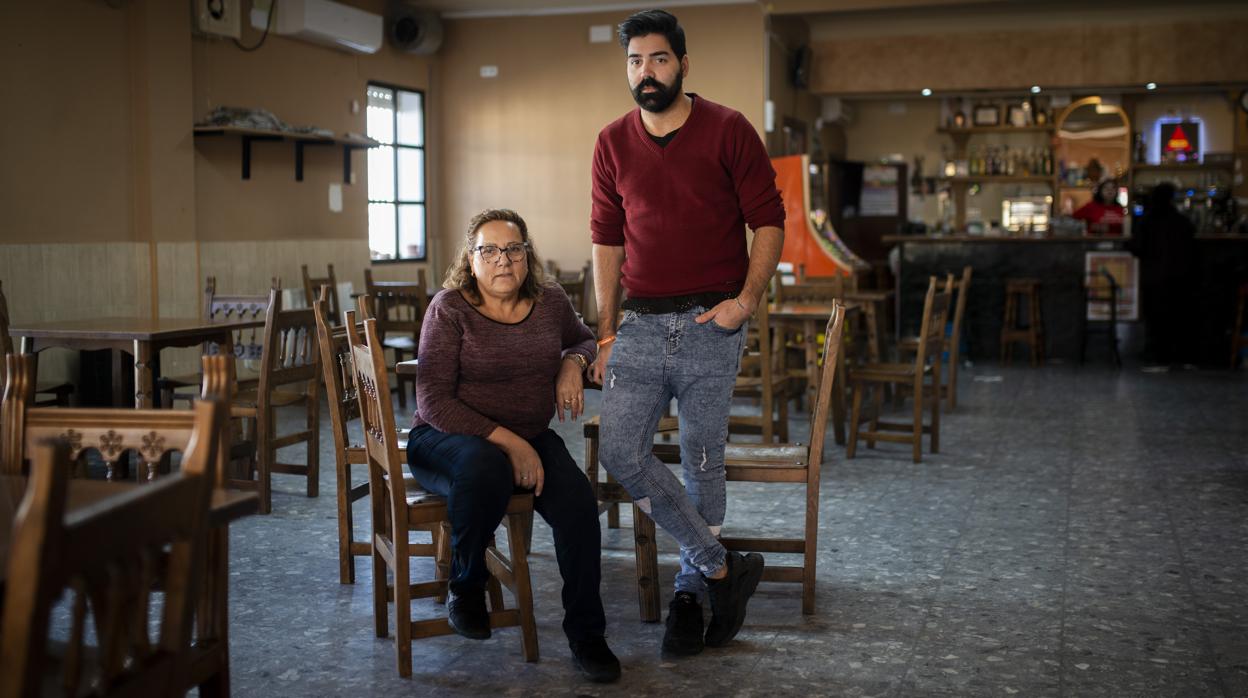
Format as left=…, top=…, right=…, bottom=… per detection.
left=1000, top=278, right=1044, bottom=366
left=1080, top=269, right=1121, bottom=367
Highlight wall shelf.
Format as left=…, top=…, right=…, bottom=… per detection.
left=938, top=125, right=1055, bottom=135
left=192, top=125, right=380, bottom=182
left=942, top=175, right=1054, bottom=185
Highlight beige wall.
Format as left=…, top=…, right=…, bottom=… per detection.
left=765, top=16, right=823, bottom=157
left=809, top=11, right=1248, bottom=95
left=433, top=4, right=767, bottom=276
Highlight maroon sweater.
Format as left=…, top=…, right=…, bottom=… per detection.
left=590, top=94, right=785, bottom=298
left=412, top=284, right=596, bottom=440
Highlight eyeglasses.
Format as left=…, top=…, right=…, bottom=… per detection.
left=474, top=242, right=529, bottom=263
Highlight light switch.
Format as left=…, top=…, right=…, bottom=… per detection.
left=328, top=183, right=343, bottom=213
left=480, top=65, right=499, bottom=78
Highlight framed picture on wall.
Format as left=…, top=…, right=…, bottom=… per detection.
left=1006, top=104, right=1029, bottom=127
left=973, top=104, right=1001, bottom=127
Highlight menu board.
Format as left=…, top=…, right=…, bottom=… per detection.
left=860, top=165, right=900, bottom=217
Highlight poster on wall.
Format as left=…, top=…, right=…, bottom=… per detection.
left=1084, top=251, right=1139, bottom=321
left=1160, top=121, right=1200, bottom=163
left=860, top=165, right=900, bottom=217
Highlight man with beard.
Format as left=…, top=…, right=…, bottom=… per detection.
left=588, top=9, right=785, bottom=659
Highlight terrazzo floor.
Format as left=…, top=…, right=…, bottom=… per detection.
left=223, top=363, right=1248, bottom=697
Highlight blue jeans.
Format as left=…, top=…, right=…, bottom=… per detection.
left=599, top=307, right=747, bottom=596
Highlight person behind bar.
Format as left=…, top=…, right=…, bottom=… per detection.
left=406, top=209, right=620, bottom=683
left=1127, top=182, right=1198, bottom=366
left=588, top=9, right=785, bottom=658
left=1073, top=178, right=1126, bottom=236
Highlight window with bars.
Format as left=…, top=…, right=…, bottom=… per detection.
left=366, top=83, right=426, bottom=261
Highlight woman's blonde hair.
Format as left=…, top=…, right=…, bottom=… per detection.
left=444, top=208, right=546, bottom=305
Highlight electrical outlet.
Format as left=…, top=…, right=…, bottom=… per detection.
left=195, top=0, right=241, bottom=39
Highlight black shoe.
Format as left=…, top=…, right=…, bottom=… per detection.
left=704, top=552, right=764, bottom=647
left=661, top=591, right=705, bottom=657
left=569, top=636, right=621, bottom=683
left=447, top=589, right=491, bottom=640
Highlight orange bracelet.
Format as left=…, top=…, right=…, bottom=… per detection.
left=596, top=335, right=617, bottom=347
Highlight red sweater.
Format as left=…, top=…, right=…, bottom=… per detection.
left=590, top=95, right=785, bottom=298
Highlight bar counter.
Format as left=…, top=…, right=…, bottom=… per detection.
left=884, top=234, right=1248, bottom=365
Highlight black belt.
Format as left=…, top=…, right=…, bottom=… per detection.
left=622, top=291, right=736, bottom=315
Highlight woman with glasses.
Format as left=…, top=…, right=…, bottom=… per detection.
left=405, top=208, right=620, bottom=683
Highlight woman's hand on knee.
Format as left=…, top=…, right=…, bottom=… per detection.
left=507, top=440, right=545, bottom=496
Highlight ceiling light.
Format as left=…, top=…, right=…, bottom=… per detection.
left=920, top=88, right=932, bottom=97
left=1030, top=85, right=1041, bottom=94
left=1146, top=82, right=1157, bottom=90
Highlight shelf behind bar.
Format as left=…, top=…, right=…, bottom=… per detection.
left=942, top=176, right=1054, bottom=184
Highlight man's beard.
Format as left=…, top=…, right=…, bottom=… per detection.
left=631, top=73, right=683, bottom=113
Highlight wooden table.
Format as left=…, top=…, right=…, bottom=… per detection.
left=770, top=301, right=860, bottom=446
left=10, top=317, right=264, bottom=408
left=0, top=476, right=258, bottom=697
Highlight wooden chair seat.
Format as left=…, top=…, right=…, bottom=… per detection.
left=851, top=362, right=932, bottom=382
left=232, top=387, right=308, bottom=409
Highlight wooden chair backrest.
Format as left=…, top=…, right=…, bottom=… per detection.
left=256, top=288, right=320, bottom=406
left=0, top=398, right=222, bottom=697
left=302, top=264, right=340, bottom=324
left=345, top=314, right=407, bottom=516
left=806, top=302, right=847, bottom=472
left=202, top=276, right=279, bottom=361
left=313, top=286, right=364, bottom=459
left=3, top=354, right=232, bottom=483
left=363, top=271, right=428, bottom=342
left=912, top=277, right=953, bottom=376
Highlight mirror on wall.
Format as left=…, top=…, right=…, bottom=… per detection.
left=1054, top=97, right=1132, bottom=223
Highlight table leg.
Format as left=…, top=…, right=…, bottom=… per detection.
left=133, top=340, right=153, bottom=409
left=865, top=302, right=881, bottom=363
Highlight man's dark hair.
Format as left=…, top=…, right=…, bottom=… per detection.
left=617, top=10, right=686, bottom=59
left=1148, top=182, right=1177, bottom=211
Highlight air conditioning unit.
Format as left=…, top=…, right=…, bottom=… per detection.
left=251, top=0, right=383, bottom=55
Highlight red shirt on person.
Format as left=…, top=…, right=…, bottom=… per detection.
left=589, top=94, right=785, bottom=298
left=1073, top=200, right=1126, bottom=236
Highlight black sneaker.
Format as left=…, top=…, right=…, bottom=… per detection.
left=569, top=636, right=622, bottom=683
left=447, top=589, right=491, bottom=640
left=661, top=591, right=705, bottom=657
left=704, top=552, right=764, bottom=647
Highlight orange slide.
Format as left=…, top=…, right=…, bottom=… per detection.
left=771, top=154, right=869, bottom=277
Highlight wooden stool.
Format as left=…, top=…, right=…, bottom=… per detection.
left=1232, top=281, right=1248, bottom=370
left=1080, top=269, right=1121, bottom=367
left=1000, top=278, right=1044, bottom=367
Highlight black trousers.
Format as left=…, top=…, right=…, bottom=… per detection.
left=406, top=425, right=606, bottom=642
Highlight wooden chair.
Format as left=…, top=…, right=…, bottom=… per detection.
left=1230, top=281, right=1248, bottom=370
left=847, top=277, right=951, bottom=463
left=728, top=299, right=794, bottom=443
left=347, top=313, right=537, bottom=676
left=362, top=269, right=428, bottom=408
left=721, top=301, right=845, bottom=613
left=159, top=275, right=278, bottom=406
left=0, top=280, right=74, bottom=407
left=898, top=268, right=972, bottom=409
left=582, top=304, right=846, bottom=617
left=314, top=288, right=432, bottom=586
left=302, top=263, right=341, bottom=323
left=1080, top=268, right=1122, bottom=367
left=225, top=288, right=321, bottom=515
left=0, top=401, right=222, bottom=696
left=3, top=354, right=231, bottom=481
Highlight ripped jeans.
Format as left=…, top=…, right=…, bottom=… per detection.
left=599, top=307, right=747, bottom=596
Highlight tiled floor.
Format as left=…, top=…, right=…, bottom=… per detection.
left=225, top=364, right=1248, bottom=697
